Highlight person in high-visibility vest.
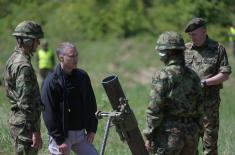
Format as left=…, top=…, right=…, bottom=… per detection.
left=37, top=40, right=55, bottom=87
left=229, top=23, right=235, bottom=56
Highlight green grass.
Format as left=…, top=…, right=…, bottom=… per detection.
left=0, top=37, right=235, bottom=155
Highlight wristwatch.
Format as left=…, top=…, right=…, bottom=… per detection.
left=201, top=79, right=207, bottom=87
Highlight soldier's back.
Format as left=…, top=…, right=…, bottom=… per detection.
left=160, top=64, right=202, bottom=118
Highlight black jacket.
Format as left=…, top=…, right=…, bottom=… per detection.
left=42, top=64, right=98, bottom=145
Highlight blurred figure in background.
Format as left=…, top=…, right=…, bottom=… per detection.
left=4, top=20, right=43, bottom=155
left=37, top=39, right=55, bottom=88
left=229, top=23, right=235, bottom=56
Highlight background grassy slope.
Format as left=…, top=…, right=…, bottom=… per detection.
left=0, top=36, right=235, bottom=155
left=0, top=0, right=235, bottom=154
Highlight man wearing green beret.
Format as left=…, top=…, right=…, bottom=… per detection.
left=184, top=17, right=232, bottom=155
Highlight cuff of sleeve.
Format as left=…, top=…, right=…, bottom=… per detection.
left=55, top=137, right=66, bottom=145
left=86, top=128, right=97, bottom=134
left=27, top=122, right=40, bottom=132
left=219, top=66, right=231, bottom=74
left=32, top=118, right=41, bottom=132
left=86, top=120, right=98, bottom=133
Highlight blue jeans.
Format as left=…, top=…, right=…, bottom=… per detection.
left=48, top=130, right=98, bottom=155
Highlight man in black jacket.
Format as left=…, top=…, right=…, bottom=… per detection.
left=42, top=42, right=98, bottom=155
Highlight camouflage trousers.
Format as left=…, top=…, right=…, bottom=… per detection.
left=150, top=121, right=200, bottom=155
left=9, top=124, right=38, bottom=155
left=201, top=98, right=220, bottom=155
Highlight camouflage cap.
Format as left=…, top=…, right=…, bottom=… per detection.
left=12, top=21, right=44, bottom=39
left=184, top=18, right=206, bottom=33
left=155, top=31, right=185, bottom=51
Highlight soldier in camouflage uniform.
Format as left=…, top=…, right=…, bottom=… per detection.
left=4, top=21, right=44, bottom=155
left=143, top=31, right=203, bottom=155
left=184, top=18, right=232, bottom=155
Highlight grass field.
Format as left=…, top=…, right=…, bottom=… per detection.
left=0, top=36, right=234, bottom=155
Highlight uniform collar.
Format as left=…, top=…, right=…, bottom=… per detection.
left=166, top=58, right=185, bottom=66
left=15, top=47, right=32, bottom=60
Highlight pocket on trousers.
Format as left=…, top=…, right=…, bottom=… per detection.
left=185, top=58, right=193, bottom=64
left=13, top=123, right=32, bottom=143
left=10, top=124, right=21, bottom=141
left=165, top=128, right=183, bottom=149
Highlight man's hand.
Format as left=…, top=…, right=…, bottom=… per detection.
left=31, top=132, right=42, bottom=150
left=58, top=143, right=69, bottom=154
left=87, top=132, right=95, bottom=144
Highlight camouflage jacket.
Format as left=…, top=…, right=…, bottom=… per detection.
left=144, top=59, right=203, bottom=140
left=4, top=48, right=42, bottom=132
left=185, top=36, right=231, bottom=94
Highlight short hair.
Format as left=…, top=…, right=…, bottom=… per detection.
left=56, top=42, right=77, bottom=57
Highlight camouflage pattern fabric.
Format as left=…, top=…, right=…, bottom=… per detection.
left=155, top=31, right=185, bottom=51
left=143, top=58, right=203, bottom=155
left=12, top=20, right=44, bottom=39
left=185, top=37, right=231, bottom=155
left=10, top=124, right=38, bottom=155
left=4, top=48, right=42, bottom=154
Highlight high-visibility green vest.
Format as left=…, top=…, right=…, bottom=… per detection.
left=229, top=27, right=235, bottom=42
left=38, top=49, right=54, bottom=69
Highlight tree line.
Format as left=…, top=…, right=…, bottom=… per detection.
left=0, top=0, right=234, bottom=42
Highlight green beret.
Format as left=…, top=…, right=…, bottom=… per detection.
left=184, top=18, right=206, bottom=33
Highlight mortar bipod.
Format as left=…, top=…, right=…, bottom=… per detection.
left=95, top=111, right=122, bottom=155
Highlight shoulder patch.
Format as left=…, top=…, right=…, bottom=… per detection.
left=13, top=53, right=31, bottom=67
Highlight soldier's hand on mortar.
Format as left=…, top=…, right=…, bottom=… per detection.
left=87, top=132, right=95, bottom=144
left=145, top=140, right=151, bottom=151
left=31, top=132, right=42, bottom=150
